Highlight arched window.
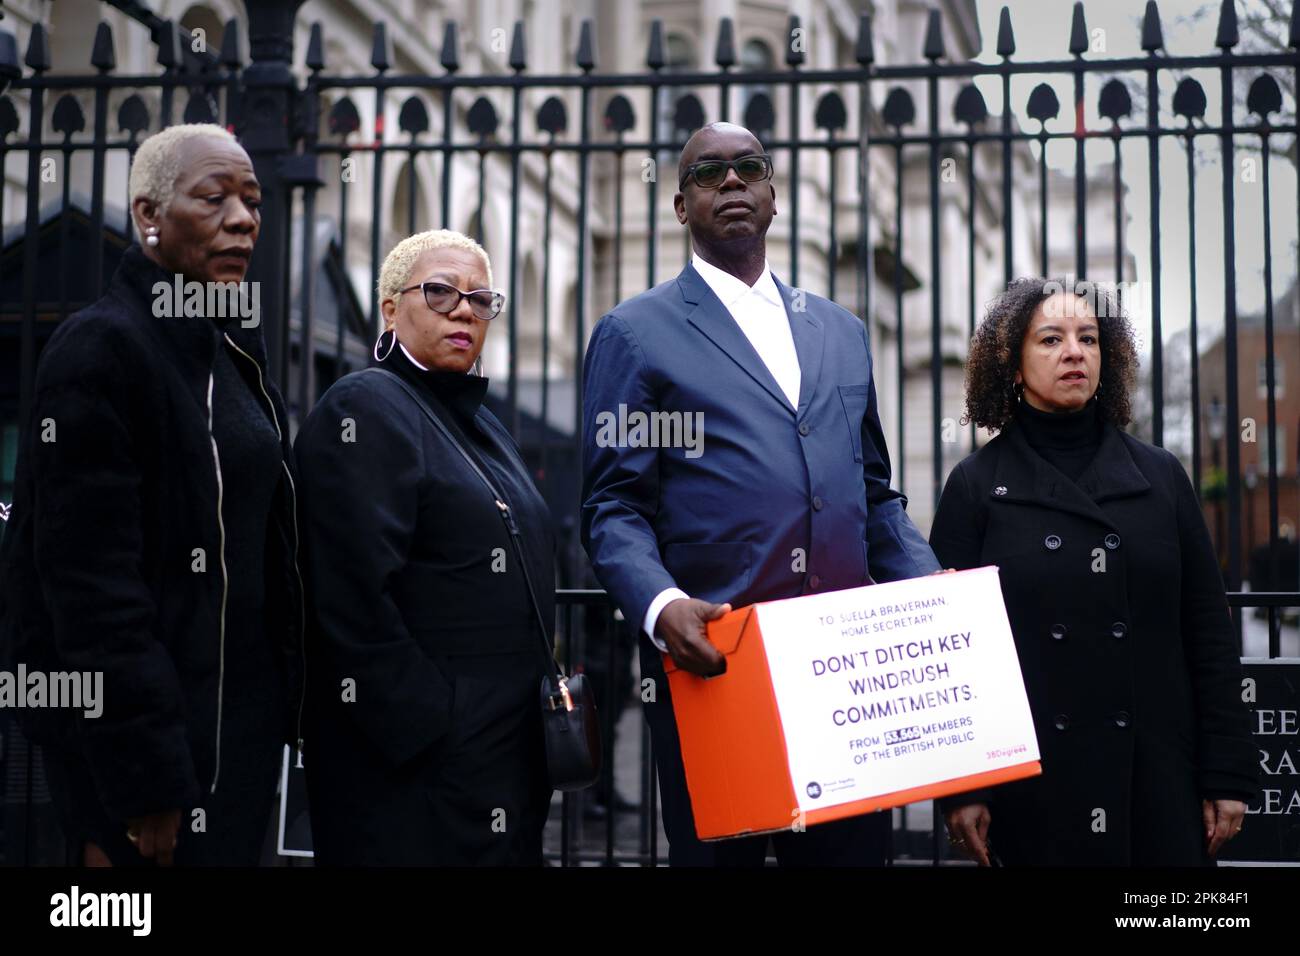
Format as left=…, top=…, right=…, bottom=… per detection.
left=178, top=5, right=227, bottom=123
left=655, top=34, right=697, bottom=169
left=739, top=38, right=776, bottom=139
left=391, top=157, right=426, bottom=240
left=465, top=210, right=485, bottom=247
left=48, top=0, right=100, bottom=73
left=178, top=6, right=226, bottom=74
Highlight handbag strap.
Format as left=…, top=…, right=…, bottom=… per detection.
left=362, top=368, right=563, bottom=685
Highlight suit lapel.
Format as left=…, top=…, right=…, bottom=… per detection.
left=988, top=420, right=1150, bottom=530
left=773, top=274, right=824, bottom=415
left=678, top=262, right=794, bottom=415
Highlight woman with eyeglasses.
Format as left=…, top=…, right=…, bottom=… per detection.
left=294, top=229, right=556, bottom=865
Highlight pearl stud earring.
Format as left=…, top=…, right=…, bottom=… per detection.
left=145, top=226, right=159, bottom=247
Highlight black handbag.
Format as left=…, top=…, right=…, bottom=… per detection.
left=365, top=368, right=601, bottom=792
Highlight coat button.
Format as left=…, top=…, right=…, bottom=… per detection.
left=1113, top=711, right=1131, bottom=729
left=798, top=422, right=810, bottom=436
left=812, top=496, right=824, bottom=511
left=1104, top=533, right=1121, bottom=550
left=1111, top=622, right=1127, bottom=639
left=993, top=485, right=1008, bottom=496
left=809, top=574, right=822, bottom=590
left=1050, top=624, right=1067, bottom=641
left=1053, top=714, right=1070, bottom=731
left=1044, top=534, right=1062, bottom=550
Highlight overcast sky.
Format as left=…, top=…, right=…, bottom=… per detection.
left=971, top=0, right=1298, bottom=354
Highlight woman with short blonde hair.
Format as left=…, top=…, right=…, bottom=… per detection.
left=295, top=229, right=555, bottom=865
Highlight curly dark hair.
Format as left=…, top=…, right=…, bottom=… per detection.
left=962, top=276, right=1139, bottom=432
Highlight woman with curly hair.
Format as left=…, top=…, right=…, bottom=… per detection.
left=930, top=277, right=1257, bottom=866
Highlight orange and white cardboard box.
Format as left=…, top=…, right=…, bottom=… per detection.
left=665, top=565, right=1041, bottom=840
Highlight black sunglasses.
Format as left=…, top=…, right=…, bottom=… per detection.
left=678, top=153, right=774, bottom=190
left=397, top=281, right=505, bottom=320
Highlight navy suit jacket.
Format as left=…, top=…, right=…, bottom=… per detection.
left=580, top=262, right=939, bottom=640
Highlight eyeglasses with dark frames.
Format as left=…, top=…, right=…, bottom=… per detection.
left=678, top=153, right=774, bottom=190
left=396, top=281, right=506, bottom=320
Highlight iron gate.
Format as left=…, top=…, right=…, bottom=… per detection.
left=0, top=0, right=1297, bottom=866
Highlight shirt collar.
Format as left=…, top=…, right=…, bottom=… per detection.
left=691, top=254, right=783, bottom=310
left=385, top=338, right=490, bottom=421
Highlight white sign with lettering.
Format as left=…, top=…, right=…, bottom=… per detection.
left=756, top=566, right=1040, bottom=812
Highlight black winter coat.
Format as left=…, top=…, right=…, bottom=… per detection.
left=294, top=346, right=555, bottom=865
left=929, top=418, right=1258, bottom=865
left=0, top=245, right=304, bottom=828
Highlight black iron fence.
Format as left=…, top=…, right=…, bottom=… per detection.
left=1, top=0, right=1298, bottom=867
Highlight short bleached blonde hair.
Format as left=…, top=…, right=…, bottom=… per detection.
left=378, top=229, right=494, bottom=327
left=128, top=123, right=242, bottom=212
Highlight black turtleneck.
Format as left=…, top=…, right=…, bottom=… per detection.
left=387, top=344, right=491, bottom=429
left=1013, top=397, right=1104, bottom=483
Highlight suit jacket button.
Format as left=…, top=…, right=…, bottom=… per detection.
left=1044, top=534, right=1062, bottom=550
left=1053, top=714, right=1070, bottom=731
left=1113, top=711, right=1131, bottom=729
left=809, top=574, right=822, bottom=590
left=1050, top=624, right=1067, bottom=641
left=812, top=496, right=824, bottom=511
left=798, top=422, right=810, bottom=436
left=1111, top=621, right=1127, bottom=639
left=1104, top=533, right=1121, bottom=550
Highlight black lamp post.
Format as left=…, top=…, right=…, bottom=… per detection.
left=239, top=0, right=310, bottom=392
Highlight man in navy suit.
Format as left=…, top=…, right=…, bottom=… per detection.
left=580, top=122, right=940, bottom=865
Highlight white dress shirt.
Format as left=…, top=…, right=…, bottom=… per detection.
left=691, top=254, right=801, bottom=408
left=642, top=255, right=801, bottom=651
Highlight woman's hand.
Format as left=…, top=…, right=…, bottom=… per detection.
left=126, top=809, right=182, bottom=866
left=944, top=803, right=992, bottom=865
left=1202, top=799, right=1247, bottom=857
